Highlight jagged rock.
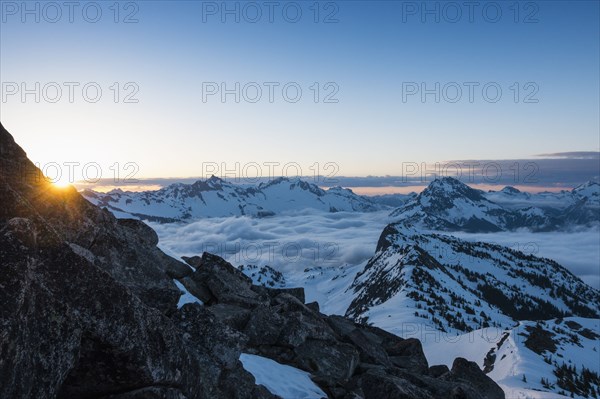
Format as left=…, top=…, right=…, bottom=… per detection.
left=191, top=253, right=269, bottom=308
left=428, top=365, right=450, bottom=378
left=243, top=295, right=334, bottom=349
left=306, top=301, right=321, bottom=312
left=347, top=366, right=434, bottom=399
left=182, top=255, right=202, bottom=269
left=327, top=316, right=428, bottom=371
left=441, top=358, right=505, bottom=399
left=251, top=284, right=307, bottom=304
left=0, top=123, right=188, bottom=314
left=293, top=339, right=360, bottom=386
left=171, top=304, right=248, bottom=370
left=100, top=387, right=188, bottom=399
left=244, top=306, right=286, bottom=346
left=179, top=275, right=216, bottom=303
left=268, top=287, right=306, bottom=303
left=1, top=221, right=221, bottom=399
left=344, top=329, right=392, bottom=367
left=207, top=303, right=252, bottom=330
left=385, top=338, right=429, bottom=374
left=348, top=364, right=502, bottom=399
left=217, top=369, right=279, bottom=399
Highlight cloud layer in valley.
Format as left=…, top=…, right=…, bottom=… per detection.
left=149, top=210, right=391, bottom=275
left=452, top=229, right=600, bottom=289
left=150, top=211, right=600, bottom=290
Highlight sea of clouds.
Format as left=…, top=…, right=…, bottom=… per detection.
left=149, top=209, right=392, bottom=275
left=452, top=229, right=600, bottom=290
left=150, top=210, right=599, bottom=290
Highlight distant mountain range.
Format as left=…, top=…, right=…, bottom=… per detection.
left=84, top=176, right=599, bottom=232
left=390, top=177, right=599, bottom=232
left=83, top=176, right=384, bottom=221
left=223, top=178, right=600, bottom=399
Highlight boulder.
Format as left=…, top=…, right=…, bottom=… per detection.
left=385, top=338, right=429, bottom=374
left=207, top=303, right=252, bottom=330
left=293, top=339, right=360, bottom=386
left=429, top=365, right=450, bottom=378
left=191, top=253, right=269, bottom=308
left=442, top=358, right=505, bottom=399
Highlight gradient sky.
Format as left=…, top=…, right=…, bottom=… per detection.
left=1, top=0, right=599, bottom=181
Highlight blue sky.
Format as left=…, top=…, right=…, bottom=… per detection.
left=1, top=0, right=599, bottom=181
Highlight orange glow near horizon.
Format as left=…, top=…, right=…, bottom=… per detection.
left=71, top=181, right=576, bottom=196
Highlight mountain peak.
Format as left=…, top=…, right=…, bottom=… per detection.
left=421, top=177, right=485, bottom=202
left=500, top=186, right=521, bottom=194
left=207, top=174, right=224, bottom=183
left=427, top=177, right=470, bottom=191
left=573, top=180, right=599, bottom=194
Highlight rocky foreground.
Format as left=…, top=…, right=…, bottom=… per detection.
left=0, top=122, right=504, bottom=399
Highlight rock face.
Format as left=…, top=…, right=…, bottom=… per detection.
left=0, top=122, right=504, bottom=399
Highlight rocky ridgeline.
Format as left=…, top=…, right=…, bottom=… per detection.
left=0, top=122, right=503, bottom=399
left=178, top=253, right=504, bottom=399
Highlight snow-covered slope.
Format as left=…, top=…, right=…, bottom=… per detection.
left=239, top=353, right=327, bottom=399
left=390, top=178, right=599, bottom=232
left=339, top=222, right=600, bottom=398
left=425, top=318, right=600, bottom=399
left=83, top=176, right=385, bottom=221
left=237, top=265, right=286, bottom=288
left=562, top=181, right=600, bottom=227
left=344, top=222, right=599, bottom=336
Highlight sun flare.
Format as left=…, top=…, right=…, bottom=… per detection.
left=50, top=175, right=73, bottom=188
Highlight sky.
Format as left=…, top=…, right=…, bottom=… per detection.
left=1, top=0, right=599, bottom=183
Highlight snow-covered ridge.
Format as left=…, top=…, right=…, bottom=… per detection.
left=345, top=222, right=599, bottom=336
left=83, top=176, right=387, bottom=221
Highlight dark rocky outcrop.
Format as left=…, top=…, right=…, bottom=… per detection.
left=0, top=122, right=504, bottom=399
left=181, top=251, right=505, bottom=399
left=0, top=123, right=274, bottom=399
